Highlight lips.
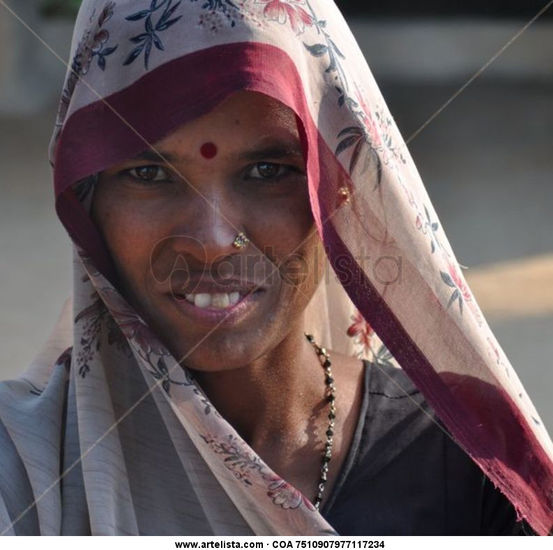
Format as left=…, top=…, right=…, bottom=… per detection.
left=167, top=275, right=267, bottom=324
left=170, top=287, right=266, bottom=326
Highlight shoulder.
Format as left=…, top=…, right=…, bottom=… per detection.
left=0, top=348, right=71, bottom=459
left=0, top=350, right=71, bottom=534
left=358, top=358, right=469, bottom=475
left=361, top=358, right=436, bottom=446
left=0, top=348, right=71, bottom=422
left=363, top=357, right=421, bottom=399
left=347, top=360, right=528, bottom=535
left=325, top=355, right=534, bottom=535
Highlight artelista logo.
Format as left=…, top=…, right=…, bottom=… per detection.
left=149, top=235, right=403, bottom=292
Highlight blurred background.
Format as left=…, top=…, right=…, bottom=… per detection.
left=0, top=1, right=552, bottom=430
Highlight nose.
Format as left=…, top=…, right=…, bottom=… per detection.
left=168, top=187, right=245, bottom=265
left=149, top=182, right=252, bottom=287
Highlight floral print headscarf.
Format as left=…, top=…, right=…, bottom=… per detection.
left=0, top=0, right=552, bottom=535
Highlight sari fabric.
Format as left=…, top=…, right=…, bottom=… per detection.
left=1, top=0, right=552, bottom=535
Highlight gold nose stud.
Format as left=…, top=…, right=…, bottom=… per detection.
left=232, top=231, right=250, bottom=249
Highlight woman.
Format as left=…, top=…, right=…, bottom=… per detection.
left=1, top=0, right=552, bottom=536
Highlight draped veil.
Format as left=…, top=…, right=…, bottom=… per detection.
left=0, top=0, right=552, bottom=535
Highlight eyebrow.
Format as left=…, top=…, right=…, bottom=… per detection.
left=129, top=139, right=304, bottom=165
left=238, top=143, right=304, bottom=162
left=131, top=150, right=178, bottom=163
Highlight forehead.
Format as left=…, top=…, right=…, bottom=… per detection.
left=155, top=91, right=300, bottom=149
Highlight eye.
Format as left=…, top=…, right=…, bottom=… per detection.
left=127, top=165, right=169, bottom=183
left=247, top=162, right=289, bottom=180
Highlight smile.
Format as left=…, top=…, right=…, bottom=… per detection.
left=182, top=291, right=242, bottom=309
left=172, top=289, right=265, bottom=326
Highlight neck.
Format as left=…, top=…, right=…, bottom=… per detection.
left=192, top=322, right=325, bottom=448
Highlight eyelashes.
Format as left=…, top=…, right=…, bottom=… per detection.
left=126, top=165, right=170, bottom=183
left=245, top=162, right=300, bottom=181
left=121, top=162, right=303, bottom=185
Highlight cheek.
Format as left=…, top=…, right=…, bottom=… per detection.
left=246, top=190, right=314, bottom=251
left=264, top=224, right=322, bottom=301
left=93, top=193, right=161, bottom=290
left=289, top=239, right=324, bottom=294
left=242, top=189, right=317, bottom=288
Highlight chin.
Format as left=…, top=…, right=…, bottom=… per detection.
left=139, top=287, right=298, bottom=372
left=169, top=329, right=268, bottom=373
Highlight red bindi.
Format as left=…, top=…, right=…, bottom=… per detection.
left=200, top=142, right=218, bottom=159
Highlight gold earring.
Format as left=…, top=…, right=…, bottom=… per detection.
left=338, top=186, right=351, bottom=205
left=232, top=231, right=250, bottom=249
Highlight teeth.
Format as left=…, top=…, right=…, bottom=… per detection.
left=183, top=292, right=243, bottom=309
left=211, top=293, right=230, bottom=308
left=194, top=293, right=212, bottom=308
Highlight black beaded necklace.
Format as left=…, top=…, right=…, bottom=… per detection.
left=304, top=332, right=336, bottom=511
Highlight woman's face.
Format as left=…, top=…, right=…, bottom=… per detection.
left=92, top=91, right=325, bottom=371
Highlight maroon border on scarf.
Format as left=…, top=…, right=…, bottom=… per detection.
left=52, top=41, right=553, bottom=534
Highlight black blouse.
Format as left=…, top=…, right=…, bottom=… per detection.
left=321, top=360, right=534, bottom=535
